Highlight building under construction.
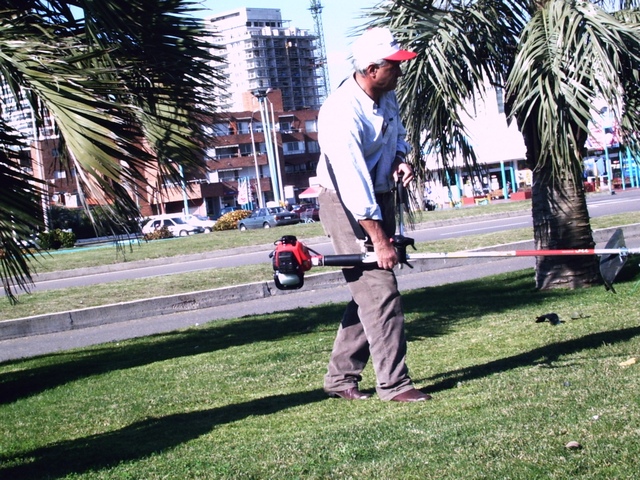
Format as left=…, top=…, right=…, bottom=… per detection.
left=205, top=8, right=326, bottom=112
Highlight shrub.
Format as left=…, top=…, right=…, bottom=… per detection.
left=213, top=209, right=252, bottom=231
left=143, top=226, right=173, bottom=241
left=38, top=229, right=77, bottom=250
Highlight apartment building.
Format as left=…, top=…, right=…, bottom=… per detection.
left=204, top=7, right=324, bottom=112
left=1, top=82, right=80, bottom=208
left=146, top=89, right=320, bottom=219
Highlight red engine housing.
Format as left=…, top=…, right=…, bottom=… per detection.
left=271, top=235, right=313, bottom=289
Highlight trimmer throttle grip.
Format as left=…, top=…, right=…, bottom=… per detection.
left=321, top=254, right=366, bottom=267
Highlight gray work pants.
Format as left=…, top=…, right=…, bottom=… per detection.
left=318, top=188, right=414, bottom=400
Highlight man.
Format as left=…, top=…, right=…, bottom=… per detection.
left=316, top=27, right=431, bottom=402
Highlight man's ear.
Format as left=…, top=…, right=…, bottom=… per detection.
left=366, top=64, right=378, bottom=77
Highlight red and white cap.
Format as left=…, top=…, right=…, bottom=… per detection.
left=351, top=27, right=417, bottom=66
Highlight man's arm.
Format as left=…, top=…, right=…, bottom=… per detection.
left=359, top=218, right=397, bottom=270
left=359, top=154, right=414, bottom=270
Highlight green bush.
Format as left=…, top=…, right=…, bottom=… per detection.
left=213, top=209, right=252, bottom=231
left=38, top=229, right=77, bottom=250
left=143, top=226, right=173, bottom=241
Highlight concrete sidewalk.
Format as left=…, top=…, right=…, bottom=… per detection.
left=1, top=225, right=638, bottom=362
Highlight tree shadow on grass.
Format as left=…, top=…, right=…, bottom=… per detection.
left=0, top=304, right=344, bottom=404
left=401, top=270, right=569, bottom=341
left=417, top=325, right=640, bottom=394
left=0, top=389, right=327, bottom=480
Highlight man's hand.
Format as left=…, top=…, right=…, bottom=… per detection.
left=359, top=219, right=397, bottom=270
left=392, top=160, right=414, bottom=187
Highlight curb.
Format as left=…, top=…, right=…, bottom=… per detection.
left=1, top=225, right=638, bottom=342
left=0, top=271, right=344, bottom=341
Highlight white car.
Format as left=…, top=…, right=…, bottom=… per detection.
left=141, top=216, right=204, bottom=237
left=182, top=214, right=216, bottom=233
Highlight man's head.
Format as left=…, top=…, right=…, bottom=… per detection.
left=349, top=28, right=416, bottom=96
left=351, top=27, right=416, bottom=74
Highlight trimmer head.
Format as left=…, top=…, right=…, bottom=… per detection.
left=599, top=229, right=629, bottom=293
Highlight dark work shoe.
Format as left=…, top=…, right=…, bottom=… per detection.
left=390, top=388, right=432, bottom=402
left=326, top=387, right=372, bottom=400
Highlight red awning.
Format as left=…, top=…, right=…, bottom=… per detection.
left=298, top=186, right=322, bottom=199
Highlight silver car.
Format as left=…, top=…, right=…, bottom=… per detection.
left=142, top=217, right=204, bottom=236
left=237, top=207, right=300, bottom=230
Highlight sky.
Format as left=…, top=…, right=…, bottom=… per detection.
left=194, top=0, right=381, bottom=89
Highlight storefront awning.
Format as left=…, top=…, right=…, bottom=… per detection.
left=299, top=186, right=322, bottom=199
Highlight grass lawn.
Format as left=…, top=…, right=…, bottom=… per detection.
left=1, top=268, right=639, bottom=478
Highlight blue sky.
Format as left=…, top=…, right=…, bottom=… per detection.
left=194, top=0, right=381, bottom=88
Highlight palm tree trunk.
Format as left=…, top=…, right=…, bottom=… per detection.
left=518, top=113, right=600, bottom=289
left=530, top=159, right=600, bottom=289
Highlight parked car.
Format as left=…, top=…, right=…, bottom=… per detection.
left=293, top=204, right=320, bottom=222
left=141, top=216, right=204, bottom=236
left=182, top=214, right=216, bottom=233
left=237, top=207, right=300, bottom=230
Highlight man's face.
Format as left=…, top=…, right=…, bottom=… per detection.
left=371, top=60, right=404, bottom=91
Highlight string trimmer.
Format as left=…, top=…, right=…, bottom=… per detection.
left=270, top=229, right=638, bottom=292
left=272, top=177, right=637, bottom=291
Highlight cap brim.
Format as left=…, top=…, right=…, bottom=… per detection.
left=384, top=50, right=417, bottom=61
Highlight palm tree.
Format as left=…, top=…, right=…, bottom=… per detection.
left=368, top=0, right=640, bottom=288
left=1, top=0, right=223, bottom=298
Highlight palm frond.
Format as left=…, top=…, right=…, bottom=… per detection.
left=0, top=124, right=45, bottom=300
left=0, top=1, right=226, bottom=296
left=367, top=0, right=525, bottom=178
left=508, top=1, right=640, bottom=176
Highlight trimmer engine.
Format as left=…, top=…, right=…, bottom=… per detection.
left=270, top=235, right=314, bottom=289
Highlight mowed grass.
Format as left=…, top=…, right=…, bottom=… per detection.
left=1, top=268, right=639, bottom=479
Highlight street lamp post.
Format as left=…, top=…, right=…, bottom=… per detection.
left=178, top=163, right=189, bottom=215
left=249, top=111, right=264, bottom=208
left=267, top=99, right=285, bottom=203
left=252, top=89, right=281, bottom=205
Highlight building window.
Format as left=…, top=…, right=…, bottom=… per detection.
left=285, top=163, right=308, bottom=174
left=279, top=120, right=293, bottom=133
left=219, top=169, right=240, bottom=181
left=283, top=141, right=305, bottom=155
left=210, top=123, right=232, bottom=136
left=237, top=120, right=251, bottom=134
left=305, top=119, right=317, bottom=132
left=239, top=143, right=254, bottom=156
left=213, top=146, right=238, bottom=159
left=306, top=140, right=320, bottom=153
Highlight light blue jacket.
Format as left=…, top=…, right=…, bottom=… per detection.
left=316, top=74, right=411, bottom=220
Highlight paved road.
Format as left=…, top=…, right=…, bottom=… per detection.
left=26, top=189, right=640, bottom=293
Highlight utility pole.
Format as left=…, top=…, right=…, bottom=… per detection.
left=309, top=0, right=330, bottom=100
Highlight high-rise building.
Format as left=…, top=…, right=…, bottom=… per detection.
left=204, top=8, right=324, bottom=112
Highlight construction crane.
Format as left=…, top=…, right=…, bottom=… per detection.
left=309, top=0, right=330, bottom=99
